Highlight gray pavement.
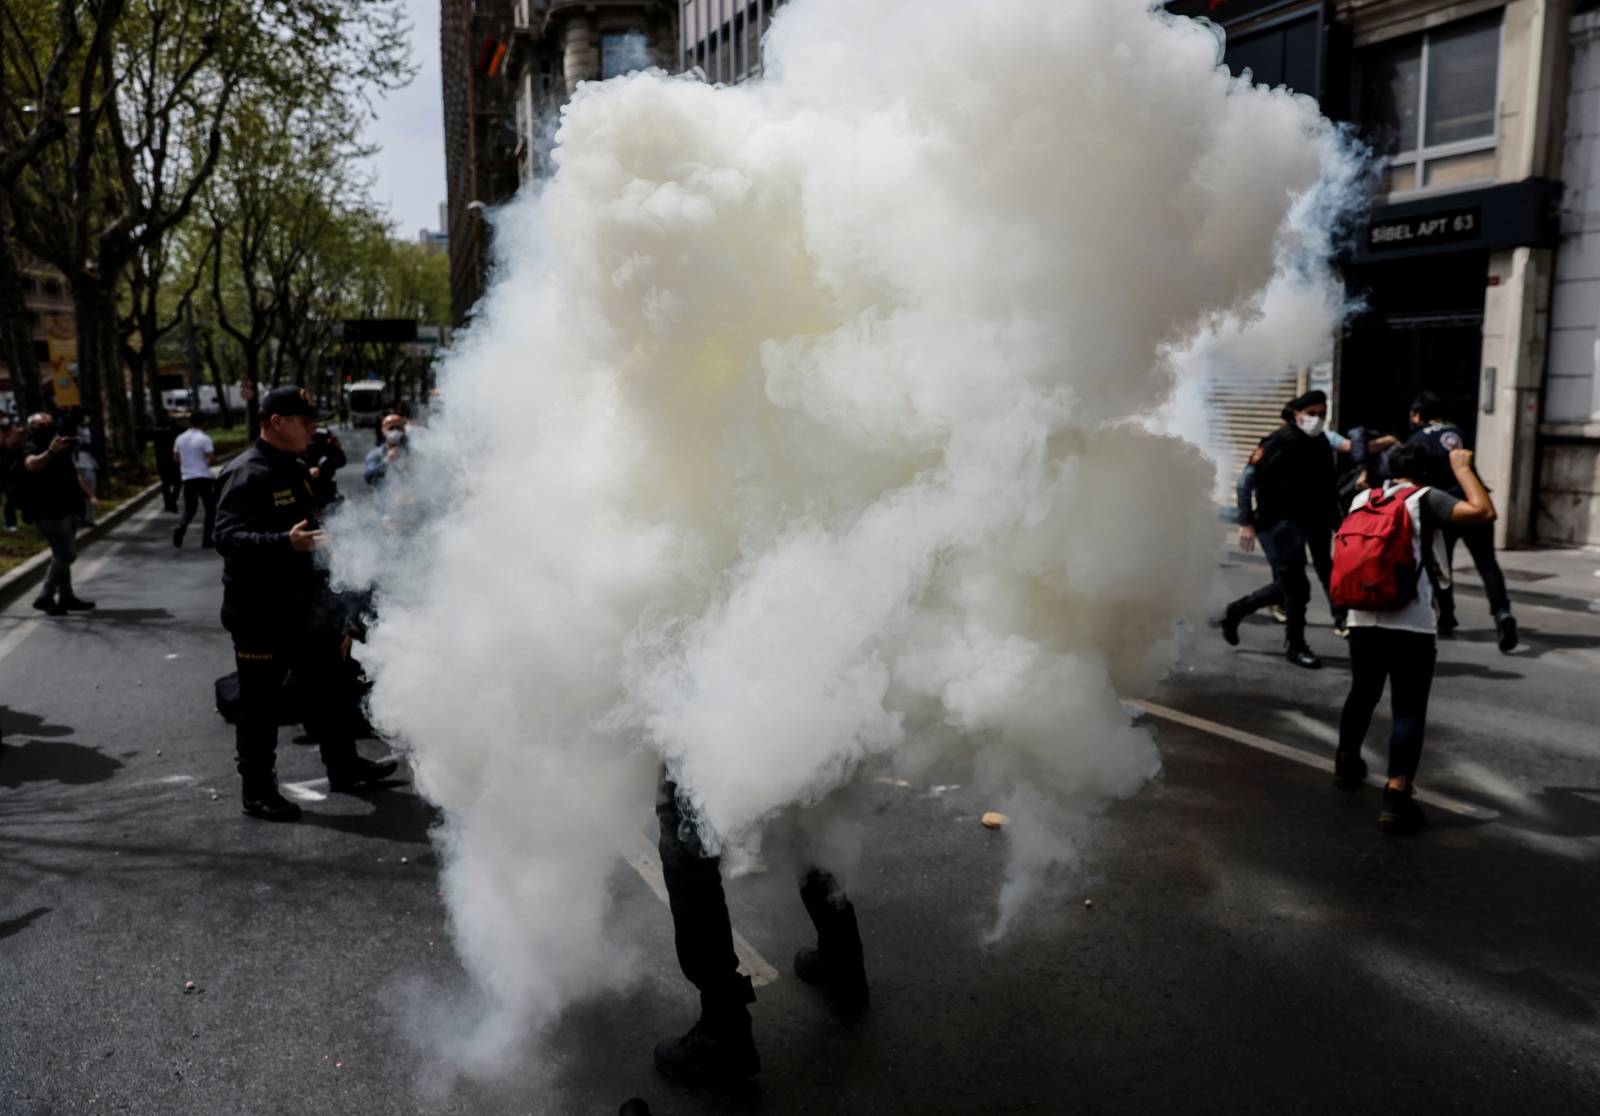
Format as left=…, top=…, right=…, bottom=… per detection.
left=2, top=482, right=1599, bottom=1114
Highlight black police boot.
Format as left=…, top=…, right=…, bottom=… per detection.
left=325, top=753, right=399, bottom=793
left=241, top=774, right=302, bottom=823
left=794, top=946, right=870, bottom=1017
left=1378, top=784, right=1426, bottom=837
left=58, top=593, right=95, bottom=611
left=1217, top=606, right=1243, bottom=647
left=1332, top=750, right=1368, bottom=789
left=653, top=1000, right=760, bottom=1086
left=32, top=593, right=66, bottom=617
left=1285, top=643, right=1322, bottom=669
left=1495, top=613, right=1519, bottom=654
left=173, top=526, right=184, bottom=548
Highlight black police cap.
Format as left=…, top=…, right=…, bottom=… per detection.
left=259, top=386, right=318, bottom=420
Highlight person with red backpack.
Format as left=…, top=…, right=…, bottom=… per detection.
left=1330, top=442, right=1496, bottom=835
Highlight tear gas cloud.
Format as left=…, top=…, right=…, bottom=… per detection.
left=329, top=0, right=1361, bottom=1065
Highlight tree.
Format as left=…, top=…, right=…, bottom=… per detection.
left=5, top=0, right=410, bottom=460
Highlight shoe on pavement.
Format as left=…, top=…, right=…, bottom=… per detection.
left=1379, top=785, right=1426, bottom=836
left=1437, top=615, right=1459, bottom=638
left=1333, top=625, right=1350, bottom=639
left=172, top=526, right=184, bottom=548
left=1269, top=605, right=1288, bottom=624
left=58, top=594, right=95, bottom=611
left=1495, top=613, right=1519, bottom=654
left=653, top=1009, right=759, bottom=1086
left=242, top=784, right=303, bottom=822
left=1333, top=750, right=1368, bottom=789
left=32, top=594, right=66, bottom=617
left=1285, top=645, right=1322, bottom=669
left=794, top=947, right=870, bottom=1017
left=326, top=755, right=399, bottom=793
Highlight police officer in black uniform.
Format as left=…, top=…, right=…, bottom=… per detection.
left=214, top=386, right=396, bottom=822
left=1405, top=391, right=1518, bottom=652
left=1218, top=390, right=1342, bottom=669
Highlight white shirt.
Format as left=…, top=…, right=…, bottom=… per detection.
left=1344, top=482, right=1458, bottom=635
left=174, top=428, right=216, bottom=481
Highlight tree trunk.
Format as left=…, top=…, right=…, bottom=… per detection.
left=0, top=233, right=46, bottom=415
left=199, top=325, right=234, bottom=429
left=69, top=279, right=107, bottom=427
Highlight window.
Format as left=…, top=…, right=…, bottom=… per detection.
left=19, top=275, right=37, bottom=294
left=42, top=278, right=63, bottom=297
left=1360, top=15, right=1500, bottom=195
left=601, top=31, right=649, bottom=80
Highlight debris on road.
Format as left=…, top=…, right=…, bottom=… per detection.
left=184, top=980, right=196, bottom=992
left=1084, top=899, right=1094, bottom=910
left=981, top=811, right=1008, bottom=829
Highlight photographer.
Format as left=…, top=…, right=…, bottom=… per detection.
left=18, top=413, right=98, bottom=615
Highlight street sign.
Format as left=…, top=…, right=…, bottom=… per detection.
left=342, top=319, right=419, bottom=344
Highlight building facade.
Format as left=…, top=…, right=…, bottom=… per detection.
left=678, top=0, right=788, bottom=83
left=442, top=0, right=522, bottom=327
left=508, top=1, right=679, bottom=183
left=0, top=258, right=75, bottom=413
left=1169, top=0, right=1580, bottom=547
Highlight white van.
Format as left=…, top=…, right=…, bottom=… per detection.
left=344, top=380, right=387, bottom=429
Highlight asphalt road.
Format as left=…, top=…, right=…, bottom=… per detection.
left=2, top=473, right=1598, bottom=1114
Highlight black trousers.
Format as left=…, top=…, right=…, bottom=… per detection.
left=1434, top=521, right=1512, bottom=623
left=159, top=470, right=181, bottom=511
left=227, top=619, right=360, bottom=785
left=1338, top=628, right=1438, bottom=780
left=1226, top=519, right=1343, bottom=646
left=656, top=773, right=861, bottom=1015
left=177, top=478, right=216, bottom=544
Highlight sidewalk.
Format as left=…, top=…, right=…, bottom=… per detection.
left=1454, top=543, right=1600, bottom=614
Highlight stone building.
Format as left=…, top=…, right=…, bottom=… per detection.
left=678, top=0, right=788, bottom=82
left=441, top=0, right=522, bottom=327
left=507, top=1, right=679, bottom=183
left=1168, top=0, right=1585, bottom=548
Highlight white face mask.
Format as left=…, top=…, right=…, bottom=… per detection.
left=385, top=428, right=405, bottom=447
left=1296, top=414, right=1325, bottom=437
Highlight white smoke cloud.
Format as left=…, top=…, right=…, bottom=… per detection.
left=329, top=0, right=1361, bottom=1068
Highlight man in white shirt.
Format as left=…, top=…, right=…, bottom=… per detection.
left=172, top=413, right=218, bottom=548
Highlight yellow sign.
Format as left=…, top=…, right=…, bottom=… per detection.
left=42, top=315, right=80, bottom=408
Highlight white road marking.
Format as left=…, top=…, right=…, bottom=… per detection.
left=0, top=501, right=165, bottom=665
left=1129, top=698, right=1500, bottom=822
left=617, top=825, right=780, bottom=988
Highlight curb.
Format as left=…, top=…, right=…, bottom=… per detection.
left=0, top=479, right=166, bottom=609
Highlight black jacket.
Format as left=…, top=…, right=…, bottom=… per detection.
left=12, top=435, right=84, bottom=522
left=1405, top=422, right=1468, bottom=497
left=214, top=439, right=330, bottom=630
left=1240, top=424, right=1338, bottom=531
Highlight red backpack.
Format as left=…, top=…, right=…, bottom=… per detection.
left=1330, top=485, right=1420, bottom=611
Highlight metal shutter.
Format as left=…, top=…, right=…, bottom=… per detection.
left=1206, top=366, right=1308, bottom=492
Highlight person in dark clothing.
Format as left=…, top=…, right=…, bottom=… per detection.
left=150, top=415, right=182, bottom=512
left=653, top=773, right=868, bottom=1087
left=1335, top=442, right=1497, bottom=835
left=1, top=420, right=24, bottom=530
left=1218, top=390, right=1342, bottom=668
left=214, top=386, right=396, bottom=822
left=17, top=413, right=98, bottom=616
left=1405, top=391, right=1518, bottom=652
left=303, top=426, right=348, bottom=509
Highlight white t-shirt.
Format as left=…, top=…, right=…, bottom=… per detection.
left=174, top=428, right=216, bottom=481
left=1344, top=482, right=1460, bottom=635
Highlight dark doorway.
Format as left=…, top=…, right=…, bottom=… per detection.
left=1339, top=250, right=1488, bottom=443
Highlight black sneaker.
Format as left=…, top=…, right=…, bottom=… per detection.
left=173, top=527, right=184, bottom=548
left=32, top=595, right=66, bottom=617
left=1333, top=751, right=1368, bottom=789
left=326, top=755, right=399, bottom=793
left=1285, top=645, right=1322, bottom=669
left=653, top=1012, right=759, bottom=1086
left=1495, top=613, right=1519, bottom=654
left=794, top=947, right=870, bottom=1017
left=1437, top=615, right=1459, bottom=638
left=1218, top=611, right=1241, bottom=647
left=1379, top=785, right=1426, bottom=836
left=58, top=594, right=95, bottom=611
left=242, top=784, right=303, bottom=823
